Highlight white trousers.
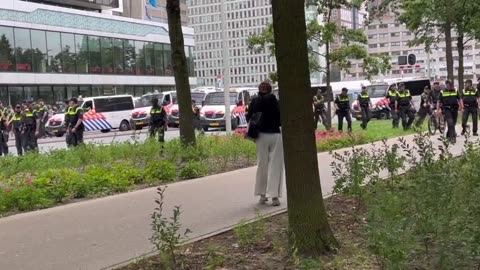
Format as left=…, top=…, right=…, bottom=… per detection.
left=255, top=133, right=284, bottom=198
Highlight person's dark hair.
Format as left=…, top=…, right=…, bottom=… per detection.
left=445, top=80, right=452, bottom=85
left=151, top=97, right=159, bottom=107
left=341, top=87, right=348, bottom=92
left=258, top=82, right=272, bottom=93
left=466, top=79, right=473, bottom=84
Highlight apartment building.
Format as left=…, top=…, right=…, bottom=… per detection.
left=119, top=0, right=189, bottom=25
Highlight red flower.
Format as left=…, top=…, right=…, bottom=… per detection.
left=4, top=188, right=11, bottom=193
left=25, top=178, right=33, bottom=185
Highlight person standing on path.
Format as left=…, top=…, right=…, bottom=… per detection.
left=246, top=82, right=283, bottom=207
left=313, top=94, right=329, bottom=130
left=386, top=85, right=399, bottom=128
left=438, top=80, right=462, bottom=144
left=149, top=97, right=166, bottom=142
left=334, top=88, right=352, bottom=133
left=0, top=109, right=8, bottom=156
left=396, top=83, right=415, bottom=131
left=6, top=105, right=24, bottom=155
left=66, top=98, right=84, bottom=147
left=460, top=79, right=479, bottom=136
left=358, top=86, right=373, bottom=130
left=23, top=102, right=40, bottom=152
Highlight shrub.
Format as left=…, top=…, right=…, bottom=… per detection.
left=178, top=161, right=208, bottom=179
left=34, top=169, right=81, bottom=203
left=144, top=161, right=177, bottom=185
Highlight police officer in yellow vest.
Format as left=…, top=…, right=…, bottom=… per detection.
left=37, top=99, right=48, bottom=138
left=0, top=107, right=9, bottom=156
left=334, top=88, right=352, bottom=132
left=357, top=86, right=373, bottom=130
left=192, top=99, right=201, bottom=131
left=23, top=102, right=40, bottom=152
left=437, top=80, right=463, bottom=143
left=386, top=85, right=400, bottom=128
left=149, top=97, right=166, bottom=142
left=66, top=98, right=84, bottom=147
left=461, top=79, right=479, bottom=136
left=6, top=105, right=24, bottom=155
left=395, top=83, right=415, bottom=131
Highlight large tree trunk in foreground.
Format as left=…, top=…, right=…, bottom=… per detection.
left=457, top=33, right=465, bottom=91
left=271, top=0, right=338, bottom=256
left=166, top=0, right=196, bottom=146
left=444, top=20, right=454, bottom=84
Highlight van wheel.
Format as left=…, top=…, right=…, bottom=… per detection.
left=232, top=117, right=240, bottom=130
left=203, top=126, right=209, bottom=132
left=101, top=129, right=111, bottom=133
left=119, top=120, right=130, bottom=132
left=378, top=111, right=388, bottom=120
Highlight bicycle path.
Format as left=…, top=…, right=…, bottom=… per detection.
left=0, top=131, right=467, bottom=270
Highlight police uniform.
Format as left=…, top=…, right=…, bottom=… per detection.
left=357, top=92, right=371, bottom=129
left=439, top=89, right=460, bottom=142
left=334, top=94, right=352, bottom=132
left=0, top=112, right=9, bottom=156
left=23, top=108, right=39, bottom=152
left=66, top=106, right=84, bottom=147
left=396, top=89, right=415, bottom=130
left=461, top=87, right=479, bottom=135
left=150, top=105, right=166, bottom=142
left=37, top=105, right=48, bottom=137
left=313, top=95, right=329, bottom=130
left=386, top=88, right=399, bottom=128
left=192, top=104, right=201, bottom=131
left=415, top=91, right=431, bottom=128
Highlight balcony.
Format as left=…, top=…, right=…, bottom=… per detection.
left=35, top=0, right=119, bottom=10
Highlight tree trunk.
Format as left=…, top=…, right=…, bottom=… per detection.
left=166, top=0, right=196, bottom=146
left=271, top=0, right=338, bottom=256
left=444, top=20, right=454, bottom=84
left=457, top=33, right=465, bottom=91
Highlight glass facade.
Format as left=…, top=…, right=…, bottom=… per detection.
left=0, top=85, right=176, bottom=106
left=0, top=25, right=195, bottom=76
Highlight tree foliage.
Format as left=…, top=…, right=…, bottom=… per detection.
left=247, top=2, right=391, bottom=82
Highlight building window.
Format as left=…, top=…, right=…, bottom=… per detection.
left=163, top=44, right=173, bottom=76
left=0, top=26, right=15, bottom=72
left=154, top=43, right=164, bottom=76
left=369, top=44, right=378, bottom=48
left=14, top=28, right=32, bottom=72
left=101, top=37, right=113, bottom=74
left=380, top=43, right=388, bottom=48
left=391, top=51, right=401, bottom=56
left=379, top=33, right=388, bottom=38
left=30, top=30, right=47, bottom=73
left=390, top=32, right=400, bottom=37
left=391, top=42, right=400, bottom=46
left=61, top=33, right=76, bottom=73
left=368, top=34, right=377, bottom=39
left=113, top=38, right=124, bottom=74
left=75, top=34, right=88, bottom=74
left=368, top=25, right=376, bottom=30
left=46, top=31, right=62, bottom=73
left=87, top=36, right=101, bottom=74
left=124, top=40, right=136, bottom=75
left=379, top=24, right=388, bottom=29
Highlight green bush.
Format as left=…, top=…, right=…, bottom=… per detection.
left=178, top=161, right=208, bottom=179
left=34, top=169, right=81, bottom=203
left=144, top=161, right=177, bottom=185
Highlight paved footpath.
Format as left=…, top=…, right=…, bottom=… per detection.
left=0, top=131, right=467, bottom=270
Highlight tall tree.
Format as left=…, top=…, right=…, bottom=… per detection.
left=271, top=0, right=338, bottom=255
left=166, top=0, right=196, bottom=146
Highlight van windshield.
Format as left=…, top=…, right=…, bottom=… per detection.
left=204, top=92, right=237, bottom=105
left=366, top=85, right=389, bottom=98
left=191, top=92, right=206, bottom=104
left=136, top=94, right=163, bottom=108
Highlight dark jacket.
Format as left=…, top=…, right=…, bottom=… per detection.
left=246, top=93, right=281, bottom=133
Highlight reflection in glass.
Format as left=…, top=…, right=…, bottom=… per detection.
left=75, top=34, right=88, bottom=74
left=0, top=26, right=15, bottom=71
left=61, top=33, right=76, bottom=73
left=31, top=30, right=48, bottom=73
left=67, top=86, right=78, bottom=100
left=188, top=46, right=195, bottom=76
left=145, top=42, right=155, bottom=75
left=163, top=44, right=172, bottom=76
left=112, top=38, right=124, bottom=74
left=9, top=86, right=24, bottom=106
left=53, top=86, right=66, bottom=103
left=14, top=28, right=32, bottom=72
left=135, top=86, right=144, bottom=96
left=135, top=41, right=145, bottom=75
left=124, top=40, right=136, bottom=74
left=154, top=43, right=164, bottom=76
left=125, top=86, right=134, bottom=96
left=24, top=86, right=37, bottom=102
left=46, top=31, right=62, bottom=73
left=88, top=36, right=101, bottom=74
left=79, top=85, right=91, bottom=98
left=101, top=37, right=113, bottom=74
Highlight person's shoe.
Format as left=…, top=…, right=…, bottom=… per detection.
left=348, top=127, right=352, bottom=133
left=461, top=129, right=466, bottom=135
left=272, top=198, right=281, bottom=206
left=259, top=195, right=268, bottom=205
left=473, top=133, right=479, bottom=136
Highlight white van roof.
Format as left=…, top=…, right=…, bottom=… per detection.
left=81, top=95, right=133, bottom=102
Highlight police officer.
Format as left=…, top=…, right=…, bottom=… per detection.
left=313, top=94, right=329, bottom=130
left=149, top=97, right=166, bottom=142
left=396, top=83, right=415, bottom=131
left=23, top=102, right=40, bottom=152
left=437, top=80, right=462, bottom=143
left=415, top=86, right=432, bottom=128
left=386, top=85, right=399, bottom=128
left=461, top=79, right=479, bottom=136
left=334, top=88, right=352, bottom=132
left=37, top=99, right=49, bottom=138
left=0, top=108, right=9, bottom=156
left=66, top=98, right=84, bottom=147
left=357, top=86, right=373, bottom=130
left=6, top=105, right=24, bottom=155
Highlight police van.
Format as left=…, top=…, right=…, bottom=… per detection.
left=199, top=88, right=251, bottom=131
left=47, top=95, right=135, bottom=136
left=167, top=88, right=217, bottom=128
left=130, top=91, right=176, bottom=130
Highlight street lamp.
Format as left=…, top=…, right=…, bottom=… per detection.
left=220, top=0, right=232, bottom=134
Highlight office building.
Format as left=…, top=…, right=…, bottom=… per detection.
left=0, top=0, right=196, bottom=106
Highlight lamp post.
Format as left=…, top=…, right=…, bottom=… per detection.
left=220, top=0, right=232, bottom=134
